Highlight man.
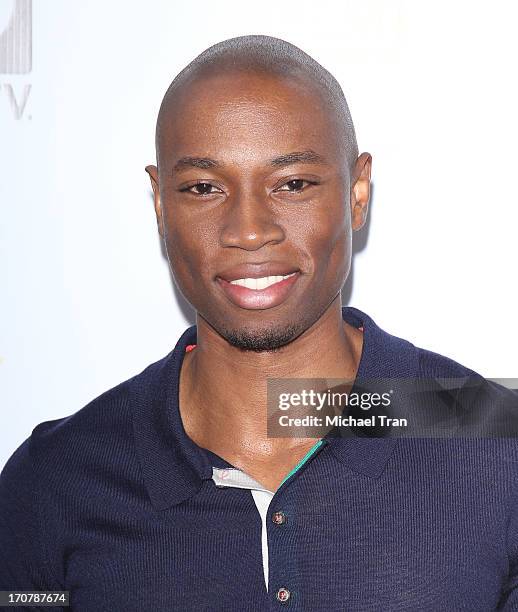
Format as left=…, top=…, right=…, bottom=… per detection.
left=1, top=35, right=518, bottom=611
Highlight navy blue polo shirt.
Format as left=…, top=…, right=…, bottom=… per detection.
left=1, top=306, right=518, bottom=611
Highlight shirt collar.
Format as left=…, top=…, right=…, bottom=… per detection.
left=327, top=307, right=419, bottom=478
left=132, top=306, right=419, bottom=510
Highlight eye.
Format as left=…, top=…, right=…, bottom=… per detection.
left=181, top=183, right=223, bottom=196
left=275, top=179, right=316, bottom=193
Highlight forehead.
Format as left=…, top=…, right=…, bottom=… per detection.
left=157, top=70, right=343, bottom=167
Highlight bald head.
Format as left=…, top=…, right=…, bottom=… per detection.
left=145, top=35, right=372, bottom=352
left=155, top=35, right=359, bottom=173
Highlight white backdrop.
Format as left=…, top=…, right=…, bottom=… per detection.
left=1, top=0, right=517, bottom=469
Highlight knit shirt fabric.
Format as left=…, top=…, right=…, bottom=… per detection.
left=1, top=306, right=518, bottom=611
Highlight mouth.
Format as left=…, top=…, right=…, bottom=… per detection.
left=215, top=269, right=301, bottom=310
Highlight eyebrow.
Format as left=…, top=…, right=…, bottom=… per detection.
left=172, top=149, right=328, bottom=173
left=267, top=150, right=328, bottom=167
left=173, top=157, right=219, bottom=172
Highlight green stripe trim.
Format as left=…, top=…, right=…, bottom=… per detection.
left=279, top=439, right=324, bottom=487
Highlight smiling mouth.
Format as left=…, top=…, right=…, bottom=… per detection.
left=215, top=271, right=301, bottom=310
left=227, top=272, right=298, bottom=290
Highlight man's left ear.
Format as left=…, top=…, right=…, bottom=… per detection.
left=350, top=152, right=372, bottom=231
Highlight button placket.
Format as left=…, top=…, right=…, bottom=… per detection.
left=267, top=442, right=326, bottom=608
left=268, top=490, right=298, bottom=606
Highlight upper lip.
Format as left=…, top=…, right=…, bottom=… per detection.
left=216, top=262, right=300, bottom=282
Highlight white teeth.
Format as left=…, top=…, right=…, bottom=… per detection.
left=230, top=272, right=297, bottom=290
left=256, top=277, right=273, bottom=290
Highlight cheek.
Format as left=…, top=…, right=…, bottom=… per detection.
left=294, top=196, right=350, bottom=273
left=313, top=224, right=350, bottom=288
left=162, top=206, right=218, bottom=295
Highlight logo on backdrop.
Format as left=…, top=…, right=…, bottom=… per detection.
left=0, top=0, right=31, bottom=73
left=0, top=0, right=32, bottom=119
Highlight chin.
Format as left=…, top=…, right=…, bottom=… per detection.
left=218, top=319, right=306, bottom=353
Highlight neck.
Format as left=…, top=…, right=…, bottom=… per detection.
left=178, top=297, right=363, bottom=463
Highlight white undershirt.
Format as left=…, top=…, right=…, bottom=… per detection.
left=212, top=467, right=274, bottom=591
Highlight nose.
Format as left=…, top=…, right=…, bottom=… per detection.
left=219, top=187, right=285, bottom=251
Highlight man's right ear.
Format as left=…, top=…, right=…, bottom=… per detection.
left=145, top=165, right=164, bottom=238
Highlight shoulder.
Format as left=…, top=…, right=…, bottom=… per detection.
left=1, top=351, right=172, bottom=491
left=416, top=343, right=480, bottom=377
left=0, top=352, right=174, bottom=588
left=415, top=343, right=518, bottom=409
left=45, top=351, right=171, bottom=438
left=398, top=341, right=518, bottom=485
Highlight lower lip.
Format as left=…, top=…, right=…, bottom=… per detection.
left=216, top=272, right=301, bottom=310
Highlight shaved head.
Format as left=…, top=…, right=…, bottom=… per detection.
left=146, top=34, right=372, bottom=353
left=155, top=35, right=359, bottom=175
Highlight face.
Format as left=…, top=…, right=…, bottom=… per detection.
left=147, top=69, right=371, bottom=351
